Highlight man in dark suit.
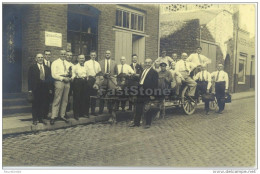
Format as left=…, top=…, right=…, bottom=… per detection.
left=98, top=50, right=117, bottom=115
left=43, top=50, right=53, bottom=119
left=28, top=53, right=52, bottom=125
left=128, top=54, right=143, bottom=111
left=129, top=58, right=159, bottom=128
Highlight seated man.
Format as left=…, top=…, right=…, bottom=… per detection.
left=169, top=62, right=184, bottom=96
left=175, top=53, right=197, bottom=99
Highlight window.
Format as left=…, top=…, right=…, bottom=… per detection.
left=238, top=53, right=247, bottom=84
left=116, top=8, right=144, bottom=32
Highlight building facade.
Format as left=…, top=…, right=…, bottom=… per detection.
left=3, top=4, right=160, bottom=93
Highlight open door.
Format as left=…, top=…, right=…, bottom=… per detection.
left=132, top=34, right=145, bottom=64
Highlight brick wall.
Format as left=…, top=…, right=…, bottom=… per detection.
left=160, top=19, right=200, bottom=58
left=21, top=4, right=67, bottom=91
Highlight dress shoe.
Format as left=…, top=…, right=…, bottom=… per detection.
left=129, top=123, right=139, bottom=127
left=127, top=108, right=132, bottom=111
left=33, top=121, right=37, bottom=125
left=60, top=117, right=69, bottom=123
left=64, top=115, right=69, bottom=119
left=39, top=119, right=47, bottom=125
left=144, top=125, right=151, bottom=129
left=122, top=109, right=126, bottom=112
left=98, top=111, right=103, bottom=115
left=74, top=116, right=79, bottom=120
left=50, top=119, right=55, bottom=125
left=205, top=111, right=209, bottom=115
left=217, top=110, right=223, bottom=114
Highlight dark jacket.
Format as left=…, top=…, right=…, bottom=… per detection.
left=28, top=64, right=52, bottom=92
left=130, top=63, right=143, bottom=76
left=142, top=67, right=159, bottom=92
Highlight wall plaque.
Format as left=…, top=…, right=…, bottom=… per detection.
left=45, top=31, right=62, bottom=47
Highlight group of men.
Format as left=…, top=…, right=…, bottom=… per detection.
left=28, top=46, right=229, bottom=128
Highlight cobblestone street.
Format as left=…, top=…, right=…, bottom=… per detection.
left=3, top=97, right=255, bottom=167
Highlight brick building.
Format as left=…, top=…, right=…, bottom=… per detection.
left=3, top=4, right=160, bottom=93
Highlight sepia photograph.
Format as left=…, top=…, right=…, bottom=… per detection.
left=2, top=1, right=256, bottom=171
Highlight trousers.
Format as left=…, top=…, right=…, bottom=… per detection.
left=196, top=81, right=209, bottom=112
left=73, top=78, right=87, bottom=117
left=180, top=71, right=197, bottom=96
left=51, top=81, right=70, bottom=119
left=215, top=82, right=226, bottom=112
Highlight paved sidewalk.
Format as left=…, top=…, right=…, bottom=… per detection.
left=2, top=90, right=255, bottom=135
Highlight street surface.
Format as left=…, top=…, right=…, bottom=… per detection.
left=3, top=97, right=255, bottom=167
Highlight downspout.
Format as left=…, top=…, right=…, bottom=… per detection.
left=158, top=4, right=160, bottom=58
left=233, top=15, right=239, bottom=93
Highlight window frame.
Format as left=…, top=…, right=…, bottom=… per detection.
left=115, top=7, right=145, bottom=33
left=238, top=53, right=247, bottom=84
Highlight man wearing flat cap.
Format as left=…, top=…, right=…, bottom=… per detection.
left=158, top=62, right=173, bottom=118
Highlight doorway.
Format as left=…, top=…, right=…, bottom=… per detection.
left=3, top=5, right=23, bottom=93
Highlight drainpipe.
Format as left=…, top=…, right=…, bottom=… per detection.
left=158, top=5, right=160, bottom=58
left=233, top=14, right=239, bottom=93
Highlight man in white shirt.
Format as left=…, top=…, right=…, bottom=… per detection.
left=175, top=53, right=197, bottom=97
left=155, top=50, right=174, bottom=70
left=211, top=63, right=229, bottom=114
left=84, top=50, right=102, bottom=116
left=50, top=50, right=72, bottom=125
left=186, top=46, right=211, bottom=77
left=71, top=54, right=88, bottom=120
left=194, top=65, right=212, bottom=114
left=115, top=56, right=135, bottom=111
left=171, top=53, right=178, bottom=63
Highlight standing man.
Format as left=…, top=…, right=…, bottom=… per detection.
left=175, top=53, right=197, bottom=98
left=84, top=50, right=102, bottom=116
left=43, top=50, right=53, bottom=119
left=194, top=64, right=212, bottom=115
left=130, top=58, right=159, bottom=128
left=50, top=49, right=72, bottom=125
left=98, top=50, right=117, bottom=115
left=28, top=53, right=52, bottom=125
left=155, top=50, right=174, bottom=70
left=211, top=63, right=229, bottom=114
left=115, top=56, right=135, bottom=111
left=129, top=54, right=143, bottom=111
left=43, top=50, right=52, bottom=68
left=186, top=46, right=211, bottom=77
left=71, top=54, right=88, bottom=120
left=65, top=51, right=74, bottom=117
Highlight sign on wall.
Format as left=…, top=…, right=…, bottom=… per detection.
left=45, top=31, right=62, bottom=47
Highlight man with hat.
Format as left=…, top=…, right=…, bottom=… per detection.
left=155, top=50, right=174, bottom=70
left=194, top=64, right=212, bottom=115
left=211, top=63, right=229, bottom=114
left=158, top=62, right=173, bottom=118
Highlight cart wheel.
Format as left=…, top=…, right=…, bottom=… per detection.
left=209, top=98, right=218, bottom=111
left=181, top=86, right=197, bottom=115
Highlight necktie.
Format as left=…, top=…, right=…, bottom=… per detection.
left=184, top=61, right=187, bottom=71
left=121, top=64, right=124, bottom=73
left=62, top=60, right=67, bottom=74
left=198, top=54, right=202, bottom=64
left=93, top=60, right=96, bottom=74
left=106, top=59, right=110, bottom=73
left=40, top=65, right=45, bottom=80
left=202, top=71, right=205, bottom=81
left=140, top=68, right=148, bottom=84
left=133, top=64, right=136, bottom=73
left=216, top=71, right=220, bottom=81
